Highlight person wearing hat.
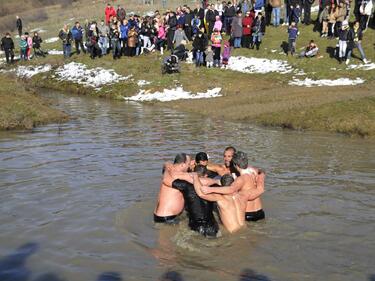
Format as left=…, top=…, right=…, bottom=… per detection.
left=338, top=20, right=349, bottom=63
left=1, top=32, right=15, bottom=64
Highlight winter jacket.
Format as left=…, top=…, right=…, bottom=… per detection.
left=211, top=32, right=222, bottom=47
left=288, top=26, right=299, bottom=39
left=319, top=6, right=330, bottom=23
left=232, top=15, right=243, bottom=37
left=291, top=7, right=301, bottom=23
left=105, top=6, right=117, bottom=24
left=254, top=0, right=265, bottom=10
left=338, top=28, right=349, bottom=41
left=71, top=26, right=84, bottom=40
left=1, top=37, right=14, bottom=50
left=224, top=5, right=236, bottom=17
left=127, top=29, right=138, bottom=47
left=98, top=24, right=109, bottom=37
left=252, top=16, right=266, bottom=34
left=206, top=9, right=217, bottom=25
left=158, top=25, right=166, bottom=39
left=194, top=7, right=205, bottom=20
left=117, top=8, right=126, bottom=22
left=19, top=38, right=28, bottom=50
left=347, top=27, right=363, bottom=49
left=242, top=15, right=254, bottom=35
left=222, top=45, right=231, bottom=60
left=214, top=18, right=223, bottom=31
left=27, top=36, right=32, bottom=48
left=58, top=29, right=73, bottom=44
left=177, top=13, right=186, bottom=26
left=192, top=32, right=208, bottom=51
left=16, top=18, right=22, bottom=30
left=167, top=15, right=177, bottom=31
left=191, top=18, right=201, bottom=34
left=360, top=0, right=373, bottom=15
left=32, top=36, right=42, bottom=48
left=173, top=29, right=188, bottom=46
left=205, top=49, right=214, bottom=62
left=120, top=24, right=129, bottom=39
left=184, top=12, right=193, bottom=27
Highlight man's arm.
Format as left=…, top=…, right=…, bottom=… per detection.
left=206, top=162, right=225, bottom=175
left=192, top=174, right=223, bottom=202
left=201, top=176, right=244, bottom=195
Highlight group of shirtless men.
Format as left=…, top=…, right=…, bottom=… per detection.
left=154, top=146, right=265, bottom=237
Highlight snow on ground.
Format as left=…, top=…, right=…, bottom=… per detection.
left=347, top=63, right=375, bottom=71
left=55, top=62, right=131, bottom=89
left=45, top=37, right=59, bottom=44
left=16, top=65, right=52, bottom=78
left=137, top=80, right=151, bottom=87
left=227, top=56, right=293, bottom=74
left=48, top=50, right=64, bottom=55
left=125, top=87, right=222, bottom=102
left=30, top=28, right=47, bottom=33
left=289, top=77, right=365, bottom=87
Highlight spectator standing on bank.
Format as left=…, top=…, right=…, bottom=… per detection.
left=98, top=20, right=110, bottom=55
left=270, top=0, right=281, bottom=27
left=16, top=16, right=23, bottom=37
left=117, top=5, right=126, bottom=23
left=287, top=21, right=299, bottom=55
left=302, top=0, right=314, bottom=25
left=105, top=3, right=117, bottom=25
left=1, top=33, right=15, bottom=64
left=19, top=35, right=28, bottom=61
left=32, top=32, right=45, bottom=57
left=72, top=21, right=86, bottom=55
left=232, top=10, right=243, bottom=48
left=25, top=32, right=33, bottom=60
left=242, top=10, right=254, bottom=48
left=58, top=24, right=73, bottom=58
left=346, top=20, right=369, bottom=64
left=359, top=0, right=373, bottom=31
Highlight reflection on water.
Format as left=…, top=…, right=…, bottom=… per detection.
left=0, top=91, right=374, bottom=281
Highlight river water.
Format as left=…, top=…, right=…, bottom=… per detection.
left=0, top=91, right=374, bottom=281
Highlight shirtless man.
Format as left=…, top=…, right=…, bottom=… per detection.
left=202, top=151, right=265, bottom=222
left=207, top=146, right=239, bottom=177
left=193, top=173, right=244, bottom=233
left=154, top=153, right=191, bottom=223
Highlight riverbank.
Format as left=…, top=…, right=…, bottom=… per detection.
left=1, top=0, right=374, bottom=136
left=0, top=75, right=68, bottom=130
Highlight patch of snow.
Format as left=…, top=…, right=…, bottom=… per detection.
left=137, top=80, right=151, bottom=87
left=347, top=63, right=375, bottom=71
left=45, top=37, right=59, bottom=44
left=55, top=62, right=130, bottom=89
left=30, top=28, right=47, bottom=33
left=48, top=49, right=64, bottom=55
left=289, top=77, right=365, bottom=87
left=186, top=51, right=194, bottom=64
left=16, top=65, right=52, bottom=78
left=227, top=56, right=293, bottom=74
left=125, top=87, right=222, bottom=102
left=293, top=69, right=306, bottom=76
left=271, top=49, right=277, bottom=53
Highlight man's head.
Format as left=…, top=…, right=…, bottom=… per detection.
left=194, top=164, right=208, bottom=177
left=223, top=146, right=236, bottom=167
left=195, top=152, right=209, bottom=166
left=5, top=32, right=10, bottom=37
left=220, top=174, right=234, bottom=186
left=75, top=21, right=80, bottom=27
left=232, top=151, right=248, bottom=170
left=173, top=153, right=191, bottom=172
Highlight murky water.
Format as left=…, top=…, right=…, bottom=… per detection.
left=0, top=91, right=374, bottom=281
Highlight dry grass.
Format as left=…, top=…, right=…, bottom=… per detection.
left=0, top=74, right=69, bottom=130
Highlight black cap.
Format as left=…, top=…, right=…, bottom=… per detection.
left=195, top=152, right=208, bottom=163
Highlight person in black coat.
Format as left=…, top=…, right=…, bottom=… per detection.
left=192, top=29, right=208, bottom=66
left=1, top=33, right=15, bottom=63
left=32, top=32, right=46, bottom=57
left=166, top=12, right=177, bottom=51
left=194, top=3, right=205, bottom=29
left=184, top=7, right=194, bottom=41
left=205, top=4, right=217, bottom=37
left=16, top=16, right=22, bottom=37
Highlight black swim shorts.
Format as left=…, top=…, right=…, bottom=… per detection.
left=153, top=214, right=179, bottom=224
left=245, top=209, right=265, bottom=222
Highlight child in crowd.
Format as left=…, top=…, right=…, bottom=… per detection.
left=110, top=24, right=121, bottom=60
left=299, top=40, right=319, bottom=58
left=32, top=32, right=45, bottom=57
left=19, top=35, right=28, bottom=60
left=25, top=32, right=33, bottom=60
left=251, top=12, right=265, bottom=50
left=205, top=45, right=214, bottom=68
left=338, top=20, right=349, bottom=63
left=288, top=21, right=299, bottom=56
left=156, top=21, right=166, bottom=54
left=222, top=41, right=231, bottom=68
left=210, top=28, right=222, bottom=67
left=191, top=15, right=201, bottom=38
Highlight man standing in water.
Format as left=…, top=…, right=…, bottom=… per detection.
left=154, top=153, right=191, bottom=223
left=202, top=151, right=266, bottom=222
left=207, top=146, right=239, bottom=177
left=193, top=173, right=245, bottom=233
left=171, top=165, right=219, bottom=237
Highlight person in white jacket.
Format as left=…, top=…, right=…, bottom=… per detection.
left=359, top=0, right=373, bottom=30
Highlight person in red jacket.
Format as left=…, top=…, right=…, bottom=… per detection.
left=105, top=3, right=116, bottom=25
left=242, top=10, right=255, bottom=48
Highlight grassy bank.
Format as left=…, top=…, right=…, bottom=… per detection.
left=0, top=75, right=69, bottom=130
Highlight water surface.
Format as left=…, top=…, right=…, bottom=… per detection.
left=0, top=91, right=374, bottom=281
